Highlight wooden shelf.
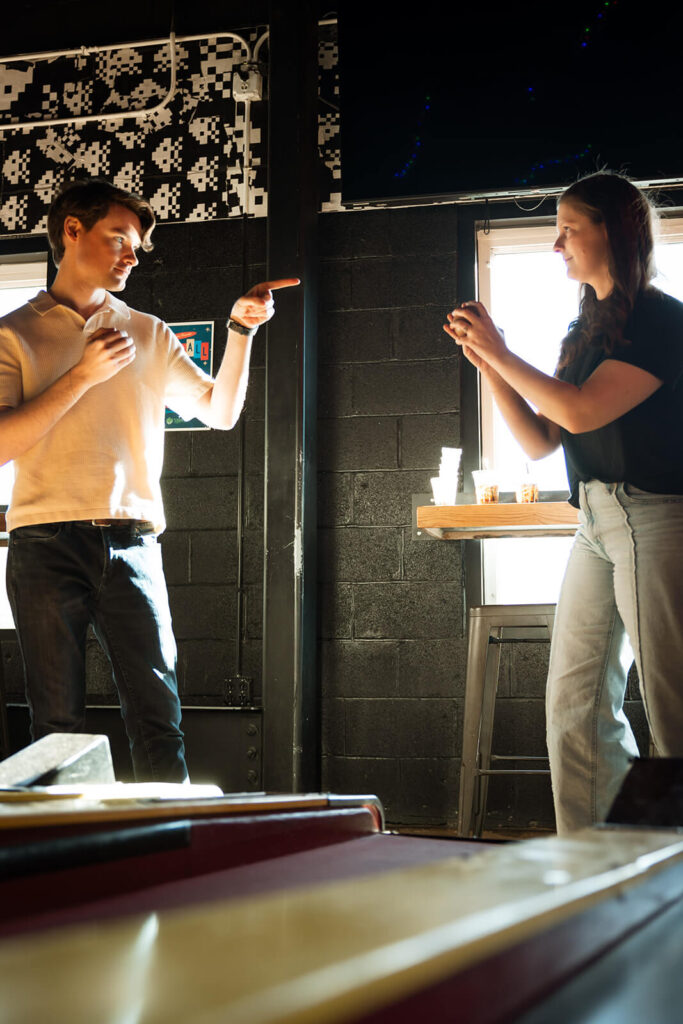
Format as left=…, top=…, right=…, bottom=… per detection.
left=416, top=501, right=579, bottom=540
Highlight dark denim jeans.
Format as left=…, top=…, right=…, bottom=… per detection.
left=6, top=520, right=187, bottom=783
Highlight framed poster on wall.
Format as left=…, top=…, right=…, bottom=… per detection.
left=166, top=321, right=214, bottom=431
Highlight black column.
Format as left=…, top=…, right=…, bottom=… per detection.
left=262, top=1, right=319, bottom=791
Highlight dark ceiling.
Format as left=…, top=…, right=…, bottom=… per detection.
left=3, top=1, right=271, bottom=55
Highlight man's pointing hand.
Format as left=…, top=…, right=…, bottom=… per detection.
left=230, top=278, right=301, bottom=331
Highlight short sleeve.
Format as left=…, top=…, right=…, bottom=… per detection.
left=161, top=324, right=214, bottom=421
left=612, top=290, right=683, bottom=388
left=0, top=324, right=24, bottom=409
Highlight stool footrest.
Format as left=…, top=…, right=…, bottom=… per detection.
left=490, top=755, right=549, bottom=763
left=476, top=769, right=551, bottom=777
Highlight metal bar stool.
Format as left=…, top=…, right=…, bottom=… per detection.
left=458, top=604, right=556, bottom=837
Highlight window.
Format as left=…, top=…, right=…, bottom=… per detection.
left=0, top=255, right=48, bottom=628
left=476, top=216, right=683, bottom=604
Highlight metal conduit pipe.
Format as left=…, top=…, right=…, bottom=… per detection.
left=0, top=30, right=251, bottom=132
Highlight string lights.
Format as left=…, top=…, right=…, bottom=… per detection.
left=393, top=94, right=431, bottom=179
left=518, top=0, right=618, bottom=184
left=390, top=0, right=619, bottom=186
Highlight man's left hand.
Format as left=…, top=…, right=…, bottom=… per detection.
left=230, top=279, right=300, bottom=331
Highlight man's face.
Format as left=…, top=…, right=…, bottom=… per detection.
left=64, top=203, right=143, bottom=292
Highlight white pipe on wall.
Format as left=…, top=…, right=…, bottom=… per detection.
left=0, top=30, right=251, bottom=132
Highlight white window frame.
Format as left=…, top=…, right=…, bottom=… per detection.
left=477, top=223, right=565, bottom=476
left=475, top=212, right=683, bottom=604
left=0, top=253, right=48, bottom=629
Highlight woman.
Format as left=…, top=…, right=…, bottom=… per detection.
left=444, top=172, right=683, bottom=834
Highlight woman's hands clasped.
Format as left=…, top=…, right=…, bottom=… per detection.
left=443, top=301, right=508, bottom=372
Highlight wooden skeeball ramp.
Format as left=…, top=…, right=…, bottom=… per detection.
left=0, top=738, right=682, bottom=1024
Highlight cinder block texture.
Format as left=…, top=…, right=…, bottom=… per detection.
left=319, top=417, right=398, bottom=472
left=352, top=359, right=458, bottom=416
left=354, top=583, right=462, bottom=640
left=321, top=640, right=399, bottom=698
left=344, top=698, right=458, bottom=759
left=353, top=471, right=430, bottom=526
left=162, top=477, right=238, bottom=531
left=322, top=755, right=400, bottom=819
left=397, top=639, right=467, bottom=698
left=317, top=206, right=464, bottom=829
left=400, top=413, right=461, bottom=469
left=318, top=528, right=401, bottom=582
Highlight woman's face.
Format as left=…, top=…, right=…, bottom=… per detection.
left=554, top=200, right=613, bottom=299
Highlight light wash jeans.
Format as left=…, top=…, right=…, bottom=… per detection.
left=6, top=521, right=187, bottom=783
left=546, top=480, right=683, bottom=834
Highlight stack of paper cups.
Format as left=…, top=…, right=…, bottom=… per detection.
left=430, top=446, right=462, bottom=505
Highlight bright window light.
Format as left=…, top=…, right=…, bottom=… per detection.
left=477, top=219, right=683, bottom=605
left=0, top=257, right=48, bottom=629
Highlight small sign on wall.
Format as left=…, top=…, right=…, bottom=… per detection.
left=166, top=321, right=214, bottom=431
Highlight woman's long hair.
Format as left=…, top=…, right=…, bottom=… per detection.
left=557, top=172, right=657, bottom=369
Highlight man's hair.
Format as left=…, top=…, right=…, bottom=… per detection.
left=47, top=178, right=156, bottom=265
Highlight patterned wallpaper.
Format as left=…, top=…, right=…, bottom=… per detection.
left=0, top=22, right=341, bottom=236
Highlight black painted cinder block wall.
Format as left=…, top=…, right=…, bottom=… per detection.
left=317, top=203, right=468, bottom=827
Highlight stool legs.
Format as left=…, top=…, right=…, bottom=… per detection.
left=471, top=635, right=503, bottom=837
left=458, top=605, right=556, bottom=839
left=458, top=614, right=490, bottom=838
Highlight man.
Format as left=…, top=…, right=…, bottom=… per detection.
left=0, top=178, right=298, bottom=782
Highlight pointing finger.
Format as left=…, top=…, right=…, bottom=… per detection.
left=248, top=278, right=300, bottom=296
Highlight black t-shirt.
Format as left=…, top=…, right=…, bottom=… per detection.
left=557, top=288, right=683, bottom=507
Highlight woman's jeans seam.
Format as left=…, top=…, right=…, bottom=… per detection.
left=547, top=479, right=683, bottom=833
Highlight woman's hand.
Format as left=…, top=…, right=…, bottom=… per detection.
left=443, top=301, right=508, bottom=367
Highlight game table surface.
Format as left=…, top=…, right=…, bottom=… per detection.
left=0, top=791, right=682, bottom=1024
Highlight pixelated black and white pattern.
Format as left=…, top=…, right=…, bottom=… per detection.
left=151, top=136, right=181, bottom=174
left=318, top=29, right=342, bottom=212
left=187, top=155, right=219, bottom=193
left=2, top=148, right=30, bottom=184
left=112, top=161, right=145, bottom=194
left=0, top=194, right=29, bottom=232
left=0, top=67, right=34, bottom=110
left=148, top=181, right=182, bottom=219
left=188, top=116, right=221, bottom=146
left=63, top=80, right=94, bottom=117
left=0, top=22, right=344, bottom=238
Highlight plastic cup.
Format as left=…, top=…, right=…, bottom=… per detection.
left=431, top=476, right=457, bottom=506
left=472, top=469, right=499, bottom=504
left=516, top=478, right=539, bottom=503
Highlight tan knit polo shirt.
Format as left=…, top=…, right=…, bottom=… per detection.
left=0, top=291, right=213, bottom=534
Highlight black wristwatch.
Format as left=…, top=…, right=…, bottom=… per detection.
left=228, top=318, right=258, bottom=337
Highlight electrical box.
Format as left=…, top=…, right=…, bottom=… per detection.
left=232, top=66, right=263, bottom=103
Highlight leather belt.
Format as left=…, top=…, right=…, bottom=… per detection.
left=88, top=519, right=155, bottom=531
